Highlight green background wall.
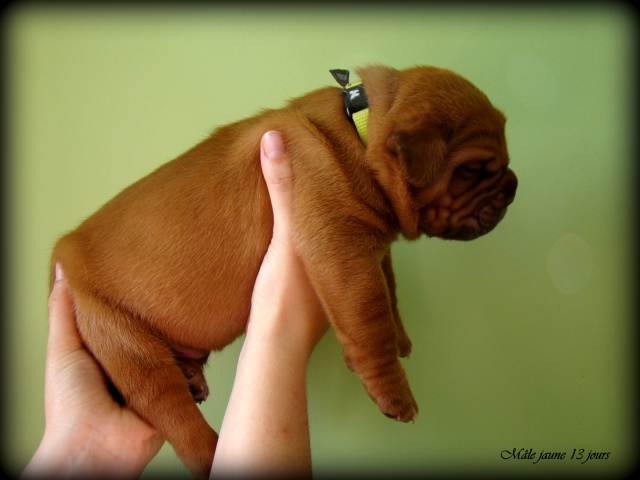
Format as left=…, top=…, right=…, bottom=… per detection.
left=3, top=4, right=635, bottom=477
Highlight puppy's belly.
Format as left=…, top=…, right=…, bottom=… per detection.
left=143, top=278, right=256, bottom=352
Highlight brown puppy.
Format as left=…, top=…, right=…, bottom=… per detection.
left=51, top=65, right=517, bottom=478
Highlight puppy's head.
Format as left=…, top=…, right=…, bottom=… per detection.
left=360, top=65, right=517, bottom=240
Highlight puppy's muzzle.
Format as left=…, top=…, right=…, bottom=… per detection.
left=433, top=169, right=517, bottom=241
left=501, top=170, right=518, bottom=207
left=475, top=169, right=517, bottom=238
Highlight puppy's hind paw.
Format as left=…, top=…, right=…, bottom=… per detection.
left=175, top=357, right=210, bottom=404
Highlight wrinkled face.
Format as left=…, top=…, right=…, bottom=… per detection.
left=419, top=139, right=517, bottom=241
left=384, top=67, right=518, bottom=241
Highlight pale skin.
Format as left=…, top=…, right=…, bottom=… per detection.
left=22, top=131, right=328, bottom=479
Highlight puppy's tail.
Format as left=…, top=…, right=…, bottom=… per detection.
left=67, top=282, right=217, bottom=479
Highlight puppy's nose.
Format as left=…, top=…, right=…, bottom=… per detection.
left=503, top=171, right=518, bottom=206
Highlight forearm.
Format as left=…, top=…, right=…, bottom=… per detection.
left=210, top=321, right=313, bottom=477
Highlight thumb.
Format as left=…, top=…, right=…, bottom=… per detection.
left=47, top=264, right=83, bottom=356
left=260, top=131, right=295, bottom=237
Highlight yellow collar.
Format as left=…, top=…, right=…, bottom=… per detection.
left=330, top=69, right=369, bottom=145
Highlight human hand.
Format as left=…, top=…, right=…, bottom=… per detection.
left=211, top=131, right=328, bottom=477
left=22, top=266, right=164, bottom=479
left=247, top=130, right=328, bottom=358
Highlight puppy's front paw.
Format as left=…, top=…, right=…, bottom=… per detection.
left=361, top=368, right=418, bottom=423
left=378, top=388, right=419, bottom=423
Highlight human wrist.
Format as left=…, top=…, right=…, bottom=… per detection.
left=244, top=312, right=316, bottom=367
left=22, top=435, right=94, bottom=479
left=23, top=428, right=148, bottom=479
left=247, top=286, right=325, bottom=362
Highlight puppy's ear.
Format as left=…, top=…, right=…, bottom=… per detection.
left=387, top=127, right=449, bottom=188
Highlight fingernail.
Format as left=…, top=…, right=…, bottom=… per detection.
left=55, top=263, right=64, bottom=281
left=263, top=131, right=286, bottom=159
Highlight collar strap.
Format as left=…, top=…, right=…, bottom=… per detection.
left=330, top=69, right=369, bottom=145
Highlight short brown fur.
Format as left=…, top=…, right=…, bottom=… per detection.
left=52, top=65, right=517, bottom=478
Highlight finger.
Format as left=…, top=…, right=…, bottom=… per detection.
left=47, top=264, right=84, bottom=355
left=260, top=131, right=295, bottom=237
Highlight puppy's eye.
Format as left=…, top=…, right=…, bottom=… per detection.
left=461, top=165, right=482, bottom=174
left=456, top=164, right=484, bottom=179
